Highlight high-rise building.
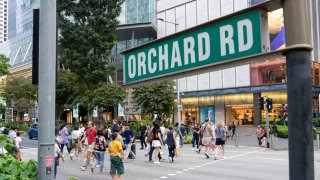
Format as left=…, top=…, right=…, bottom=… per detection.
left=0, top=0, right=8, bottom=43
left=0, top=0, right=39, bottom=77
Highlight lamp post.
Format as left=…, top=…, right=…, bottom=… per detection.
left=157, top=18, right=181, bottom=125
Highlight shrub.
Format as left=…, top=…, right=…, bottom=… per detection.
left=259, top=124, right=288, bottom=138
left=2, top=121, right=30, bottom=132
left=313, top=121, right=319, bottom=127
left=128, top=119, right=153, bottom=139
left=0, top=134, right=38, bottom=179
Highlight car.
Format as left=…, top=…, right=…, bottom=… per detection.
left=28, top=123, right=38, bottom=139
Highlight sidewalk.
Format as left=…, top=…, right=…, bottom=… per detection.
left=226, top=126, right=320, bottom=150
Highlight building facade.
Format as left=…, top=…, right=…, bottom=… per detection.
left=0, top=0, right=8, bottom=43
left=156, top=0, right=320, bottom=126
left=0, top=0, right=39, bottom=77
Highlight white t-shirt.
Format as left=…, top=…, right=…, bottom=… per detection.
left=160, top=126, right=165, bottom=135
left=80, top=127, right=85, bottom=134
left=71, top=130, right=81, bottom=139
left=9, top=130, right=17, bottom=141
left=15, top=137, right=22, bottom=148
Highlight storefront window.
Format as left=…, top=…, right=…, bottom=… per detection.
left=181, top=98, right=199, bottom=125
left=250, top=57, right=286, bottom=86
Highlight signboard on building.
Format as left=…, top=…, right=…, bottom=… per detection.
left=118, top=104, right=124, bottom=116
left=123, top=9, right=269, bottom=85
left=124, top=106, right=141, bottom=115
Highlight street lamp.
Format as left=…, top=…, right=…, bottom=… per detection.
left=157, top=18, right=181, bottom=126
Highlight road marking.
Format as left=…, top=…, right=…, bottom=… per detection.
left=189, top=167, right=195, bottom=170
left=182, top=169, right=189, bottom=172
left=168, top=174, right=175, bottom=176
left=195, top=166, right=201, bottom=168
left=206, top=162, right=212, bottom=165
left=256, top=157, right=288, bottom=162
left=160, top=176, right=168, bottom=179
left=175, top=171, right=182, bottom=174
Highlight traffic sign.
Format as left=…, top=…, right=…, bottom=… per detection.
left=123, top=9, right=269, bottom=85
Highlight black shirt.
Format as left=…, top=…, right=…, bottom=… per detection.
left=140, top=125, right=147, bottom=135
left=193, top=127, right=200, bottom=137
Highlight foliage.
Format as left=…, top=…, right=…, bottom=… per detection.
left=0, top=103, right=5, bottom=115
left=314, top=121, right=319, bottom=127
left=2, top=121, right=30, bottom=132
left=0, top=76, right=37, bottom=114
left=92, top=83, right=126, bottom=108
left=57, top=0, right=123, bottom=113
left=231, top=109, right=240, bottom=120
left=0, top=135, right=38, bottom=179
left=0, top=54, right=10, bottom=75
left=56, top=70, right=79, bottom=120
left=132, top=82, right=176, bottom=121
left=128, top=119, right=153, bottom=139
left=260, top=124, right=288, bottom=138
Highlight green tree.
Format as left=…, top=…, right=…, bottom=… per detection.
left=132, top=82, right=176, bottom=121
left=0, top=77, right=37, bottom=120
left=0, top=54, right=10, bottom=75
left=56, top=70, right=78, bottom=120
left=57, top=0, right=124, bottom=115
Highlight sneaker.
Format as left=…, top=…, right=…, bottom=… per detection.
left=192, top=148, right=195, bottom=151
left=214, top=156, right=218, bottom=160
left=95, top=164, right=100, bottom=168
left=91, top=167, right=94, bottom=173
left=80, top=166, right=87, bottom=171
left=222, top=156, right=226, bottom=159
left=205, top=153, right=210, bottom=159
left=154, top=161, right=160, bottom=164
left=99, top=170, right=107, bottom=174
left=140, top=148, right=144, bottom=150
left=169, top=157, right=172, bottom=162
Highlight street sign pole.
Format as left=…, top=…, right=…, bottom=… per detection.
left=38, top=0, right=56, bottom=179
left=284, top=0, right=314, bottom=180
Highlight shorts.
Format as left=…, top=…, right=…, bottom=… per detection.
left=152, top=140, right=162, bottom=147
left=88, top=144, right=94, bottom=152
left=215, top=138, right=225, bottom=145
left=110, top=156, right=124, bottom=175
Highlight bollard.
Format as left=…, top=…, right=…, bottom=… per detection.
left=317, top=134, right=320, bottom=149
left=235, top=132, right=239, bottom=147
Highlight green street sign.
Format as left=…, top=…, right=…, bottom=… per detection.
left=123, top=9, right=269, bottom=85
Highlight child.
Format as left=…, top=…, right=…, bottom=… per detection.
left=15, top=132, right=22, bottom=149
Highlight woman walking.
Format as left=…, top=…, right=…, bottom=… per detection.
left=214, top=121, right=227, bottom=160
left=108, top=133, right=125, bottom=180
left=60, top=124, right=69, bottom=153
left=152, top=123, right=163, bottom=164
left=191, top=124, right=200, bottom=151
left=91, top=130, right=107, bottom=173
left=166, top=126, right=176, bottom=162
left=71, top=125, right=81, bottom=159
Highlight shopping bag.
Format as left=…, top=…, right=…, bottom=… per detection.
left=144, top=145, right=150, bottom=157
left=175, top=148, right=180, bottom=158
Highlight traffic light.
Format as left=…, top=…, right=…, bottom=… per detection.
left=266, top=98, right=273, bottom=112
left=258, top=97, right=264, bottom=110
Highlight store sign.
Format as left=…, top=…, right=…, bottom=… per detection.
left=123, top=9, right=268, bottom=84
left=124, top=106, right=141, bottom=115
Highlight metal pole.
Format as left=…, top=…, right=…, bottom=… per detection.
left=177, top=80, right=181, bottom=125
left=317, top=134, right=319, bottom=149
left=284, top=0, right=314, bottom=179
left=235, top=132, right=239, bottom=147
left=38, top=0, right=56, bottom=179
left=266, top=96, right=270, bottom=148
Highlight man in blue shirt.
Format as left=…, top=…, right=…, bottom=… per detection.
left=123, top=125, right=135, bottom=160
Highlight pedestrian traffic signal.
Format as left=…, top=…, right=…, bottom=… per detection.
left=258, top=97, right=264, bottom=110
left=266, top=98, right=273, bottom=112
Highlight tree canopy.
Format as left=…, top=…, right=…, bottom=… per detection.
left=57, top=0, right=125, bottom=113
left=0, top=54, right=10, bottom=75
left=132, top=82, right=176, bottom=121
left=0, top=77, right=37, bottom=114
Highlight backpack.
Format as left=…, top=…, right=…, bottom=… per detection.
left=147, top=128, right=154, bottom=142
left=94, top=136, right=106, bottom=151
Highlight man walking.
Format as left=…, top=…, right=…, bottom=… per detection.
left=81, top=121, right=97, bottom=171
left=140, top=122, right=147, bottom=150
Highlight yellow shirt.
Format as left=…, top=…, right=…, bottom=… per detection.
left=108, top=140, right=122, bottom=156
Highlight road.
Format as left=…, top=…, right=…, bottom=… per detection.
left=20, top=141, right=320, bottom=180
left=20, top=134, right=38, bottom=149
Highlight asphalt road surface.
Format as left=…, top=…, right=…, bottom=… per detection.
left=20, top=143, right=320, bottom=180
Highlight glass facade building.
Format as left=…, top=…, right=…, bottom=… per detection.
left=0, top=0, right=39, bottom=68
left=113, top=0, right=157, bottom=83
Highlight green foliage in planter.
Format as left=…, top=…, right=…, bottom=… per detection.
left=128, top=119, right=153, bottom=139
left=0, top=135, right=38, bottom=179
left=2, top=121, right=29, bottom=132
